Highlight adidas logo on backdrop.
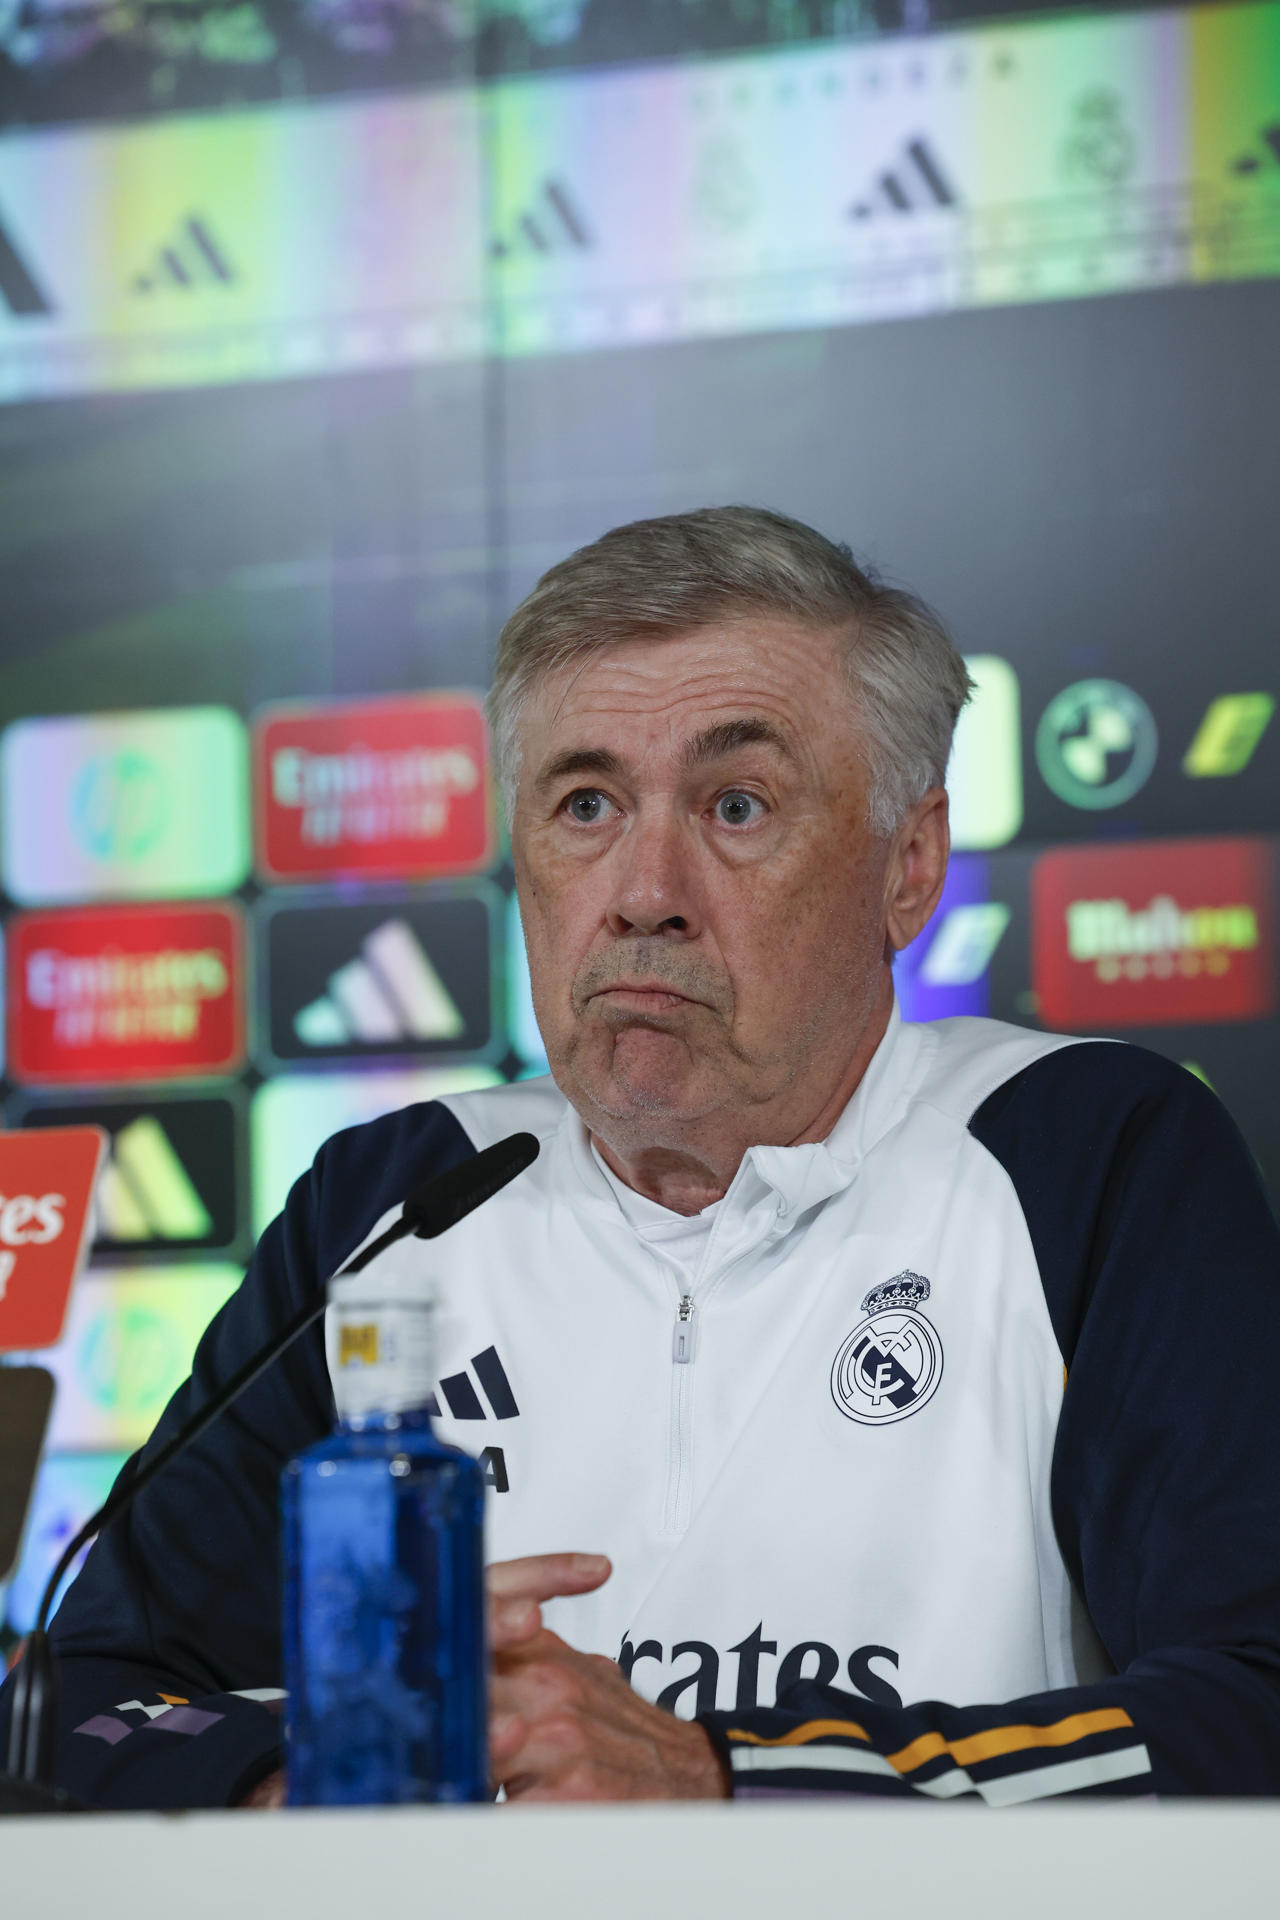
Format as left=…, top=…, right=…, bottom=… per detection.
left=96, top=1115, right=211, bottom=1242
left=293, top=918, right=464, bottom=1047
left=263, top=892, right=492, bottom=1066
left=11, top=1095, right=243, bottom=1262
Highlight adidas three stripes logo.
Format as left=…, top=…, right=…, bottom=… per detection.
left=426, top=1345, right=519, bottom=1422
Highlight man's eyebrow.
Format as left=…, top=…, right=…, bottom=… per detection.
left=532, top=722, right=795, bottom=793
left=533, top=746, right=629, bottom=792
left=682, top=718, right=798, bottom=768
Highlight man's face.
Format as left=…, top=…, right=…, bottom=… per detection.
left=512, top=618, right=941, bottom=1153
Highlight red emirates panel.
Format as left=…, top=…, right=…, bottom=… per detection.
left=1032, top=837, right=1276, bottom=1031
left=8, top=903, right=245, bottom=1086
left=0, top=1126, right=104, bottom=1350
left=253, top=694, right=495, bottom=882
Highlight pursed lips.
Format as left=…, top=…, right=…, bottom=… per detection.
left=590, top=983, right=700, bottom=1011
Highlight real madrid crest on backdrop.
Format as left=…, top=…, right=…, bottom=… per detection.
left=830, top=1273, right=943, bottom=1427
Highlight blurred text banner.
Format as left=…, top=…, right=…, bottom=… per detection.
left=0, top=1, right=1277, bottom=402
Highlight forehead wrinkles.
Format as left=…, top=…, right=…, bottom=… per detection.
left=534, top=628, right=846, bottom=747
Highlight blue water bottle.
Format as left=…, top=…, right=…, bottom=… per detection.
left=281, top=1253, right=487, bottom=1805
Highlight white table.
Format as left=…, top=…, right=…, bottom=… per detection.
left=5, top=1800, right=1280, bottom=1919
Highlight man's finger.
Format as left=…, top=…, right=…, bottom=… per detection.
left=490, top=1705, right=586, bottom=1799
left=486, top=1552, right=612, bottom=1605
left=489, top=1710, right=527, bottom=1763
left=489, top=1597, right=543, bottom=1653
left=490, top=1634, right=582, bottom=1719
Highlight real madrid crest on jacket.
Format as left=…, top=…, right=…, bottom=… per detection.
left=831, top=1271, right=943, bottom=1425
left=11, top=1004, right=1280, bottom=1810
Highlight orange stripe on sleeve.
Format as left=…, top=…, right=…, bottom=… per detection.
left=724, top=1717, right=871, bottom=1748
left=888, top=1707, right=1134, bottom=1776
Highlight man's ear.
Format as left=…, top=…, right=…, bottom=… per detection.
left=884, top=788, right=950, bottom=954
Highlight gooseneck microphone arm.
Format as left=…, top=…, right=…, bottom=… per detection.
left=5, top=1130, right=541, bottom=1793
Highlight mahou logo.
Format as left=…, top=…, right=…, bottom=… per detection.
left=8, top=904, right=245, bottom=1085
left=1032, top=837, right=1276, bottom=1030
left=253, top=694, right=494, bottom=882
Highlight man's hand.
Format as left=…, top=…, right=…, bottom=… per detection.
left=236, top=1555, right=605, bottom=1808
left=487, top=1552, right=730, bottom=1803
left=241, top=1551, right=730, bottom=1807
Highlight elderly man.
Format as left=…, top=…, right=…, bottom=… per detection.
left=10, top=507, right=1280, bottom=1808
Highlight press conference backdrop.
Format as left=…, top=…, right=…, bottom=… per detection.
left=0, top=0, right=1277, bottom=1645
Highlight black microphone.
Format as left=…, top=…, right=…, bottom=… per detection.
left=4, top=1129, right=540, bottom=1798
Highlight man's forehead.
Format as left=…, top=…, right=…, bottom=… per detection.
left=531, top=715, right=801, bottom=795
left=526, top=620, right=847, bottom=738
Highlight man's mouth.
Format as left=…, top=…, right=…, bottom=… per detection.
left=591, top=984, right=698, bottom=1014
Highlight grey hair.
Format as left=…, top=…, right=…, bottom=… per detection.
left=486, top=505, right=973, bottom=837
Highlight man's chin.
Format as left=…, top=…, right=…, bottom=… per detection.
left=567, top=1026, right=715, bottom=1123
left=600, top=1074, right=696, bottom=1118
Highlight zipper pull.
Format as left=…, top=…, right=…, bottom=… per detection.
left=673, top=1295, right=696, bottom=1364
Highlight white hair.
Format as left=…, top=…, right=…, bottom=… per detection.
left=486, top=505, right=972, bottom=836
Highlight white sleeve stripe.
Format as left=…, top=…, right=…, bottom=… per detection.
left=730, top=1745, right=899, bottom=1780
left=731, top=1740, right=1153, bottom=1803
left=976, top=1744, right=1152, bottom=1806
left=912, top=1766, right=976, bottom=1797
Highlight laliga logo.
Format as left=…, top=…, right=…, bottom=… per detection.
left=0, top=1191, right=66, bottom=1298
left=830, top=1273, right=943, bottom=1426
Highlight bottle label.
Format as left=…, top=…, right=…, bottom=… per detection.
left=331, top=1302, right=434, bottom=1419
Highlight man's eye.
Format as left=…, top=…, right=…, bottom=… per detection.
left=564, top=789, right=614, bottom=824
left=714, top=790, right=764, bottom=827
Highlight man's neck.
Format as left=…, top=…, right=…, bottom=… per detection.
left=591, top=974, right=895, bottom=1216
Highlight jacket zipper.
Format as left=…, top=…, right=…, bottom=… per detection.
left=673, top=1294, right=696, bottom=1363
left=664, top=1292, right=697, bottom=1533
left=662, top=1239, right=760, bottom=1534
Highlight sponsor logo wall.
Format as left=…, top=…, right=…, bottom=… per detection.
left=0, top=692, right=503, bottom=1633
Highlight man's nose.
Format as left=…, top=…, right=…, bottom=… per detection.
left=604, top=811, right=702, bottom=940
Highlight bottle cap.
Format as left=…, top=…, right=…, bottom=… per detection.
left=327, top=1240, right=436, bottom=1421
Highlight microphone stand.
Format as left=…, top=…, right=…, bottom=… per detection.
left=4, top=1130, right=539, bottom=1801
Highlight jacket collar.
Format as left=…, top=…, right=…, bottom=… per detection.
left=555, top=996, right=930, bottom=1235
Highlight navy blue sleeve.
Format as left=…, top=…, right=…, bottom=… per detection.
left=974, top=1042, right=1280, bottom=1795
left=0, top=1099, right=475, bottom=1811
left=704, top=1044, right=1280, bottom=1801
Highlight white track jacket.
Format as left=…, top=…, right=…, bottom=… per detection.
left=23, top=1007, right=1280, bottom=1808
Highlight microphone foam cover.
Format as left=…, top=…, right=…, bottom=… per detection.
left=403, top=1131, right=540, bottom=1240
